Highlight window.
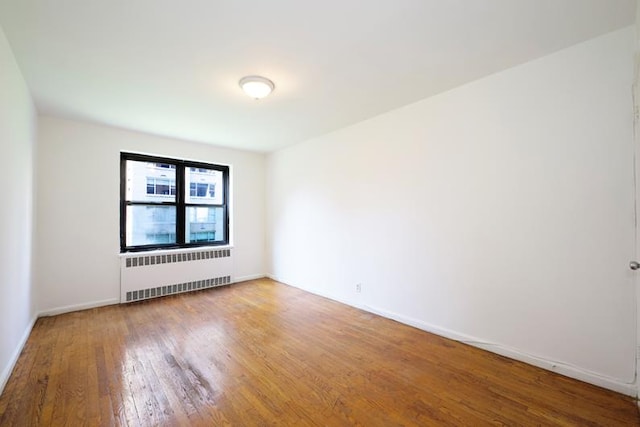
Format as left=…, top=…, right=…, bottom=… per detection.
left=190, top=182, right=209, bottom=197
left=120, top=152, right=229, bottom=252
left=146, top=177, right=176, bottom=195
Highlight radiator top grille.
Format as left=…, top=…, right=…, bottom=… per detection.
left=124, top=248, right=231, bottom=268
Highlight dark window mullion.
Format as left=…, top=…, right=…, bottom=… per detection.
left=120, top=155, right=127, bottom=251
left=184, top=203, right=225, bottom=208
left=176, top=163, right=186, bottom=245
left=124, top=242, right=178, bottom=252
left=126, top=201, right=177, bottom=206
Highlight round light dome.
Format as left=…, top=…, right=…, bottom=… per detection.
left=239, top=76, right=275, bottom=99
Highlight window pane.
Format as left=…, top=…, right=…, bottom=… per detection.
left=185, top=167, right=223, bottom=205
left=197, top=183, right=207, bottom=197
left=126, top=205, right=176, bottom=246
left=146, top=178, right=155, bottom=194
left=125, top=160, right=176, bottom=202
left=185, top=206, right=224, bottom=243
left=156, top=178, right=170, bottom=195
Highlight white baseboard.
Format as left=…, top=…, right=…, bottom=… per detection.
left=268, top=275, right=637, bottom=397
left=362, top=304, right=637, bottom=397
left=39, top=274, right=269, bottom=316
left=39, top=298, right=120, bottom=317
left=271, top=275, right=366, bottom=310
left=0, top=315, right=37, bottom=395
left=234, top=274, right=267, bottom=283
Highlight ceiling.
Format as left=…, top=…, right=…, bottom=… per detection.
left=0, top=0, right=635, bottom=152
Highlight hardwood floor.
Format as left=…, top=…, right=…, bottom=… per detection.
left=0, top=278, right=638, bottom=426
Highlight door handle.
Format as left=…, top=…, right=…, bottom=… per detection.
left=630, top=261, right=640, bottom=270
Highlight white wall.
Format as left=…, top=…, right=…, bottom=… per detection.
left=36, top=117, right=266, bottom=314
left=0, top=26, right=37, bottom=391
left=267, top=27, right=636, bottom=394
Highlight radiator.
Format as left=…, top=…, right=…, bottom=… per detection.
left=120, top=248, right=233, bottom=303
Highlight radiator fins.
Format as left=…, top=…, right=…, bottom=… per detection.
left=125, top=275, right=232, bottom=302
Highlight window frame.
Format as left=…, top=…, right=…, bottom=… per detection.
left=120, top=152, right=230, bottom=252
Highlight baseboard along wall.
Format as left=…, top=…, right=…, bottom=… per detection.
left=267, top=274, right=637, bottom=397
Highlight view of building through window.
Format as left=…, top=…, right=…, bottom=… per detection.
left=123, top=158, right=226, bottom=249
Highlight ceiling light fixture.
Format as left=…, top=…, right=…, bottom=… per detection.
left=239, top=75, right=275, bottom=99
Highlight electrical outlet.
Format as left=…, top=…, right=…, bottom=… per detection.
left=356, top=283, right=362, bottom=293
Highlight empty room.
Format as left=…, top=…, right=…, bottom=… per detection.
left=2, top=0, right=640, bottom=425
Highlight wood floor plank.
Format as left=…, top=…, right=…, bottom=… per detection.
left=0, top=278, right=638, bottom=426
